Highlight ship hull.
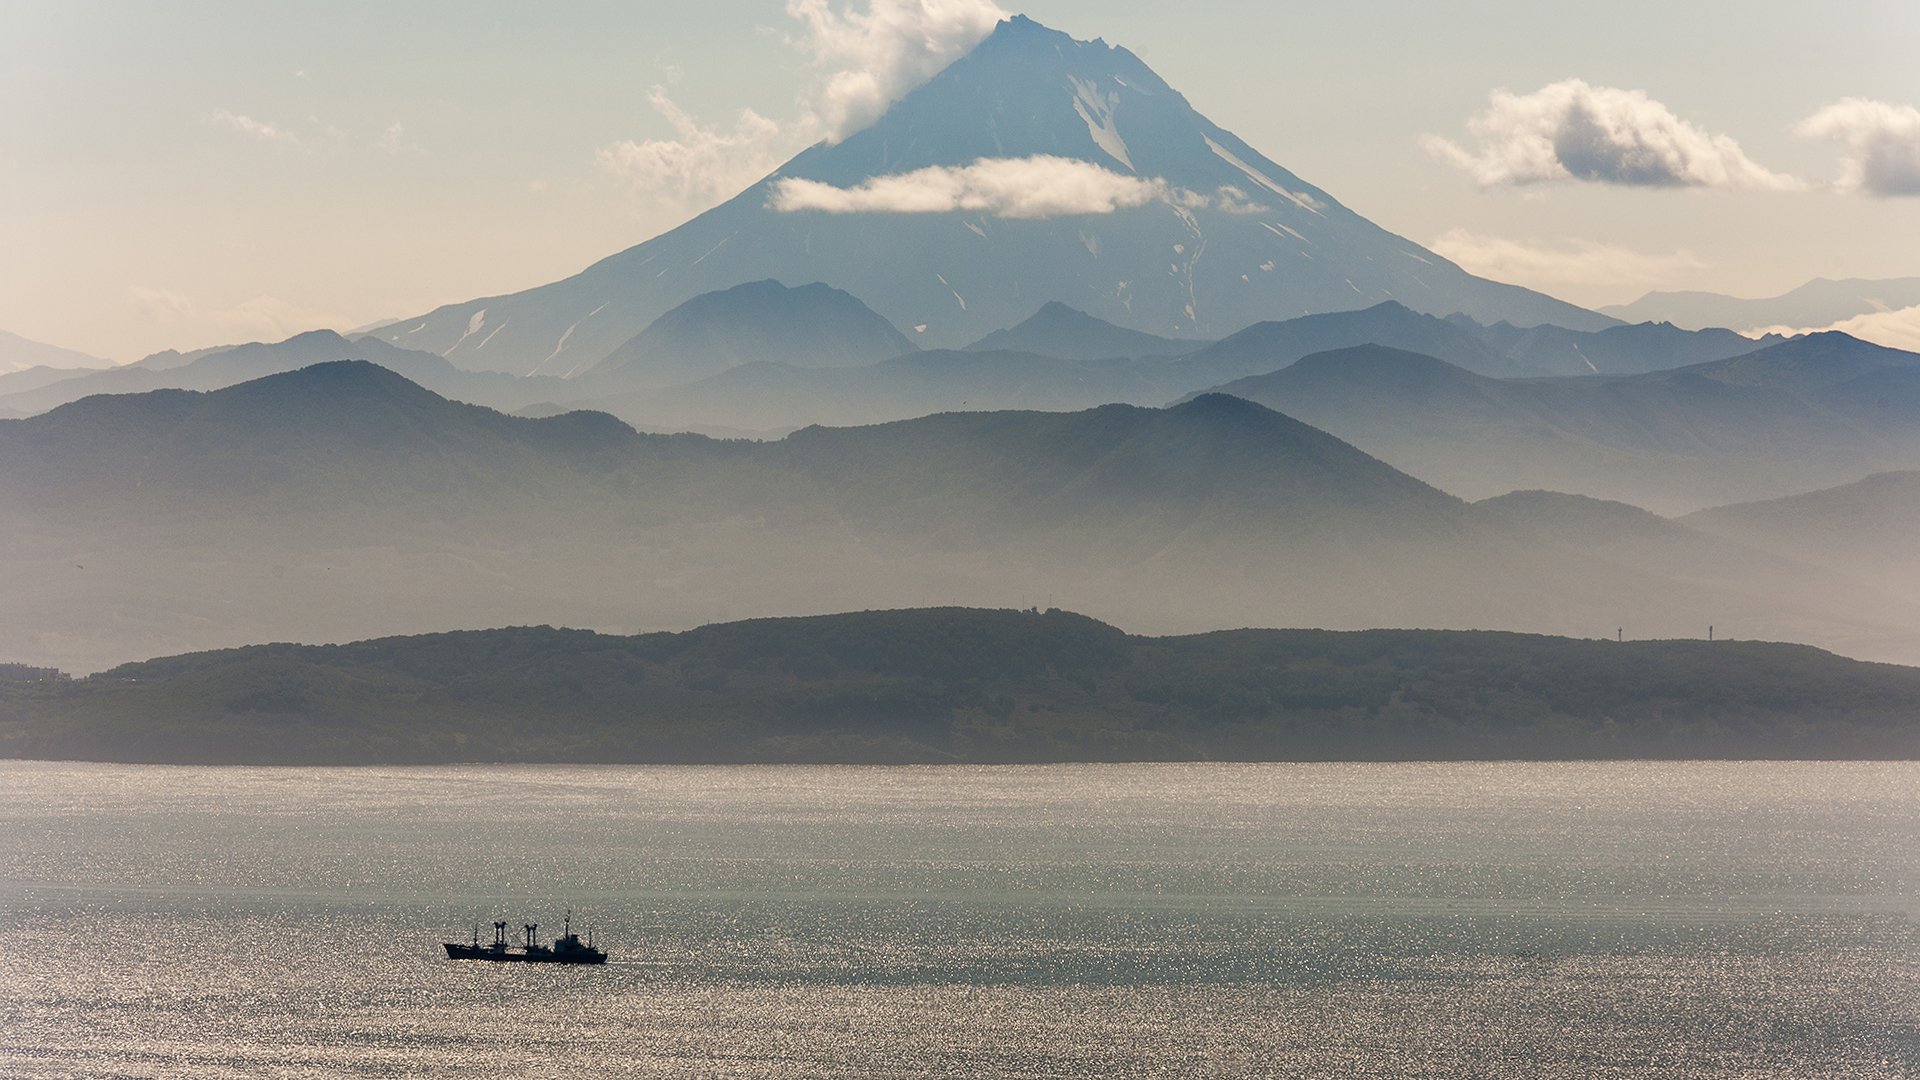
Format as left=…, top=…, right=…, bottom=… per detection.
left=443, top=942, right=606, bottom=964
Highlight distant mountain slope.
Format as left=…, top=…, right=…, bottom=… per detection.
left=370, top=16, right=1606, bottom=376
left=583, top=279, right=917, bottom=385
left=551, top=300, right=1801, bottom=436
left=0, top=364, right=118, bottom=399
left=1186, top=301, right=1523, bottom=378
left=0, top=361, right=648, bottom=507
left=1602, top=277, right=1920, bottom=332
left=0, top=329, right=566, bottom=417
left=0, top=329, right=112, bottom=374
left=1200, top=335, right=1920, bottom=511
left=1452, top=317, right=1785, bottom=376
left=963, top=302, right=1200, bottom=359
left=771, top=393, right=1468, bottom=551
left=5, top=362, right=1918, bottom=673
left=1684, top=472, right=1920, bottom=600
left=571, top=348, right=1198, bottom=432
left=6, top=609, right=1917, bottom=764
left=551, top=301, right=1557, bottom=433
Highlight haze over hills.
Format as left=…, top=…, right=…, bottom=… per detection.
left=1602, top=277, right=1920, bottom=333
left=963, top=302, right=1201, bottom=359
left=1198, top=335, right=1920, bottom=512
left=1451, top=318, right=1786, bottom=377
left=3, top=362, right=1915, bottom=675
left=369, top=15, right=1608, bottom=377
left=544, top=300, right=1767, bottom=435
left=580, top=279, right=918, bottom=385
left=0, top=329, right=569, bottom=417
left=1685, top=472, right=1920, bottom=601
left=0, top=328, right=113, bottom=374
left=3, top=295, right=1782, bottom=443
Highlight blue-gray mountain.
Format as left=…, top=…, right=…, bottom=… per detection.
left=0, top=328, right=111, bottom=375
left=1685, top=472, right=1920, bottom=602
left=584, top=279, right=918, bottom=386
left=0, top=329, right=561, bottom=416
left=1, top=362, right=1911, bottom=674
left=1602, top=277, right=1920, bottom=332
left=1198, top=334, right=1920, bottom=512
left=963, top=301, right=1201, bottom=360
left=549, top=300, right=1785, bottom=435
left=370, top=15, right=1609, bottom=376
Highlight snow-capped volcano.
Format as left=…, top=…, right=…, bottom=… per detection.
left=377, top=15, right=1610, bottom=376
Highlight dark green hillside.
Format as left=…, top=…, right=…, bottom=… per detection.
left=4, top=608, right=1915, bottom=765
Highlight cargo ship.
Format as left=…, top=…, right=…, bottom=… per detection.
left=444, top=913, right=606, bottom=964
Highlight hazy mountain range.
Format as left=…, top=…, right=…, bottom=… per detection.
left=963, top=301, right=1200, bottom=360
left=10, top=289, right=1909, bottom=515
left=585, top=279, right=918, bottom=386
left=1603, top=277, right=1920, bottom=333
left=1196, top=333, right=1920, bottom=511
left=4, top=361, right=1915, bottom=675
left=0, top=287, right=1800, bottom=427
left=0, top=328, right=112, bottom=375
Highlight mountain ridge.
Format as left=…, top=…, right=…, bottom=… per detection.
left=5, top=361, right=1917, bottom=675
left=369, top=15, right=1609, bottom=376
left=581, top=279, right=917, bottom=384
left=962, top=301, right=1199, bottom=359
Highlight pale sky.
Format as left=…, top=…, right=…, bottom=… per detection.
left=4, top=0, right=1917, bottom=360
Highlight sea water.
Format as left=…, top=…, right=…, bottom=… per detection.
left=0, top=761, right=1913, bottom=1077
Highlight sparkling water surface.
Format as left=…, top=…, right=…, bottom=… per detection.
left=1, top=761, right=1914, bottom=1077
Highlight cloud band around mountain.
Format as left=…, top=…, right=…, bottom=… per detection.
left=1795, top=98, right=1920, bottom=197
left=1424, top=79, right=1800, bottom=191
left=769, top=155, right=1259, bottom=218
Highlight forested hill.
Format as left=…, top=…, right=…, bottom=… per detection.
left=3, top=608, right=1916, bottom=764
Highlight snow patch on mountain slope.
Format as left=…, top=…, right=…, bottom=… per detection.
left=937, top=274, right=967, bottom=311
left=1204, top=136, right=1325, bottom=215
left=1262, top=221, right=1308, bottom=244
left=1069, top=76, right=1133, bottom=171
left=447, top=309, right=488, bottom=354
left=474, top=318, right=510, bottom=351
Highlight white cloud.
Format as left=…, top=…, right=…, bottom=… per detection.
left=786, top=0, right=1007, bottom=142
left=128, top=285, right=197, bottom=321
left=1210, top=185, right=1270, bottom=215
left=770, top=155, right=1255, bottom=219
left=1752, top=304, right=1920, bottom=352
left=377, top=120, right=424, bottom=155
left=207, top=108, right=301, bottom=147
left=1427, top=229, right=1706, bottom=292
left=595, top=2, right=1012, bottom=215
left=1424, top=79, right=1799, bottom=191
left=597, top=87, right=786, bottom=212
left=1795, top=98, right=1920, bottom=197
